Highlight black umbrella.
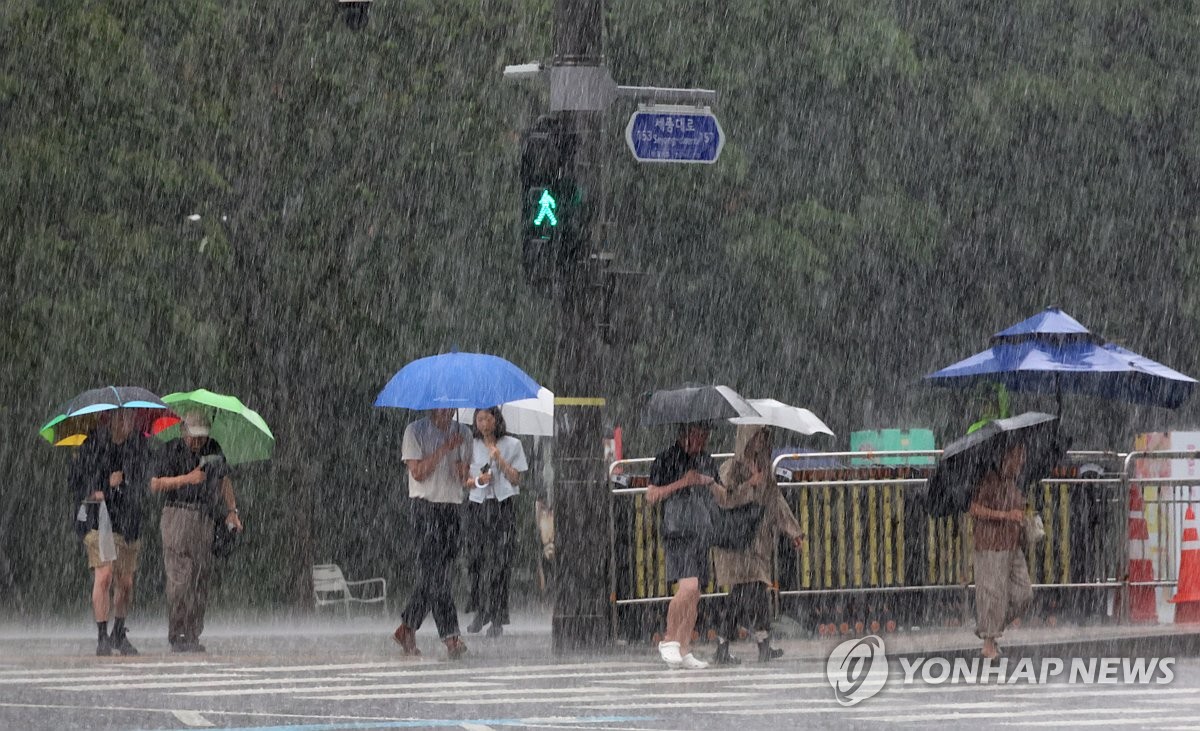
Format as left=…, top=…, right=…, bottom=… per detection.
left=641, top=384, right=760, bottom=426
left=38, top=386, right=171, bottom=446
left=927, top=412, right=1068, bottom=517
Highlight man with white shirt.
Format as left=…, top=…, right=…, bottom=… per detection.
left=392, top=408, right=472, bottom=659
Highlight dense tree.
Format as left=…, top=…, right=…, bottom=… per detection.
left=1, top=0, right=1196, bottom=608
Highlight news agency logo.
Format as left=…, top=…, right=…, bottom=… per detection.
left=826, top=635, right=889, bottom=706
left=825, top=633, right=1177, bottom=707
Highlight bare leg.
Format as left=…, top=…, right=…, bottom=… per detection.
left=665, top=589, right=685, bottom=643
left=113, top=571, right=134, bottom=617
left=92, top=565, right=113, bottom=622
left=982, top=637, right=999, bottom=658
left=675, top=577, right=700, bottom=656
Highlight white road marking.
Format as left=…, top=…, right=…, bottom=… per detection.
left=352, top=661, right=660, bottom=678
left=223, top=661, right=399, bottom=673
left=0, top=700, right=413, bottom=723
left=1003, top=719, right=1200, bottom=728
left=422, top=692, right=764, bottom=706
left=302, top=686, right=630, bottom=701
left=13, top=672, right=242, bottom=686
left=170, top=680, right=507, bottom=696
left=853, top=705, right=1189, bottom=723
left=0, top=662, right=224, bottom=678
left=611, top=671, right=828, bottom=684
left=171, top=709, right=215, bottom=727
left=53, top=675, right=359, bottom=691
left=989, top=687, right=1196, bottom=699
left=459, top=724, right=495, bottom=731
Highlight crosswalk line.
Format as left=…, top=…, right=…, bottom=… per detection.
left=610, top=671, right=828, bottom=685
left=852, top=704, right=1192, bottom=723
left=351, top=661, right=661, bottom=678
left=301, top=686, right=631, bottom=701
left=171, top=680, right=506, bottom=697
left=222, top=662, right=399, bottom=673
left=52, top=675, right=358, bottom=691
left=19, top=672, right=244, bottom=687
left=419, top=691, right=765, bottom=706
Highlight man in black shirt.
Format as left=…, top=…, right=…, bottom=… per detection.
left=645, top=422, right=720, bottom=670
left=152, top=412, right=242, bottom=652
left=69, top=409, right=153, bottom=656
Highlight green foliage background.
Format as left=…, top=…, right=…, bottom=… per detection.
left=1, top=0, right=1197, bottom=611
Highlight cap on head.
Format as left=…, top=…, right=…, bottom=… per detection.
left=182, top=412, right=210, bottom=438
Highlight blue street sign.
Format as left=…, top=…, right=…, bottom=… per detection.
left=625, top=106, right=725, bottom=164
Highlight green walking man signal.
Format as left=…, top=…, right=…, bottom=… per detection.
left=533, top=188, right=559, bottom=227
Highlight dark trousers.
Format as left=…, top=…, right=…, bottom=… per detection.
left=466, top=499, right=515, bottom=625
left=401, top=499, right=461, bottom=639
left=720, top=581, right=771, bottom=641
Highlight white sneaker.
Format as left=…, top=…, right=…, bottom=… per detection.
left=680, top=652, right=709, bottom=670
left=658, top=640, right=683, bottom=667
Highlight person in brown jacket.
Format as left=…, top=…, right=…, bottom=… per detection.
left=969, top=441, right=1032, bottom=659
left=710, top=425, right=804, bottom=664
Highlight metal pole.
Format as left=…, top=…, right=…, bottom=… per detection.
left=551, top=0, right=612, bottom=652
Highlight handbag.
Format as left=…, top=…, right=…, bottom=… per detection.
left=711, top=502, right=765, bottom=550
left=1023, top=513, right=1045, bottom=552
left=212, top=518, right=239, bottom=558
left=661, top=488, right=714, bottom=540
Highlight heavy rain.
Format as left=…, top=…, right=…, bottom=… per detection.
left=2, top=1, right=1200, bottom=729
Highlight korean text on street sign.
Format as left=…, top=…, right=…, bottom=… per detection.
left=625, top=106, right=724, bottom=164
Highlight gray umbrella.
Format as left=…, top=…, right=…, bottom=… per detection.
left=641, top=384, right=760, bottom=426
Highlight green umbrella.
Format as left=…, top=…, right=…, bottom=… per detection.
left=152, top=389, right=274, bottom=466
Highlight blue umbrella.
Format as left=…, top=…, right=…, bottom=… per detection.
left=375, top=351, right=542, bottom=410
left=925, top=307, right=1196, bottom=411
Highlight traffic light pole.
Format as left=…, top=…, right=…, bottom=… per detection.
left=507, top=0, right=718, bottom=652
left=549, top=0, right=611, bottom=653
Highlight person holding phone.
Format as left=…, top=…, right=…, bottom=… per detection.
left=152, top=412, right=242, bottom=653
left=463, top=406, right=528, bottom=637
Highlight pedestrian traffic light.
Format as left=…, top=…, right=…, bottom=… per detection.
left=520, top=115, right=581, bottom=286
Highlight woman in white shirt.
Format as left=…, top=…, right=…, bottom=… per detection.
left=463, top=406, right=528, bottom=637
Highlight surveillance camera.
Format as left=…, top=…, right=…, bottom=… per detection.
left=336, top=0, right=371, bottom=31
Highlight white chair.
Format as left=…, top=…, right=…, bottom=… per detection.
left=312, top=563, right=387, bottom=618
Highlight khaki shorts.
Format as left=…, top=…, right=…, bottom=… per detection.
left=83, top=531, right=141, bottom=576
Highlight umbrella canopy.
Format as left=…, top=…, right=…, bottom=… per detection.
left=730, top=398, right=835, bottom=436
left=927, top=411, right=1066, bottom=517
left=38, top=386, right=171, bottom=445
left=458, top=387, right=554, bottom=437
left=151, top=389, right=275, bottom=466
left=925, top=307, right=1196, bottom=410
left=641, top=384, right=760, bottom=426
left=375, top=351, right=541, bottom=410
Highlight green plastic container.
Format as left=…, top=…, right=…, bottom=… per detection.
left=850, top=428, right=936, bottom=465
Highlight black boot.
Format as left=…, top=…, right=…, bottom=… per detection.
left=758, top=638, right=784, bottom=662
left=110, top=618, right=138, bottom=656
left=111, top=628, right=139, bottom=656
left=466, top=614, right=486, bottom=634
left=96, top=622, right=112, bottom=656
left=712, top=641, right=741, bottom=665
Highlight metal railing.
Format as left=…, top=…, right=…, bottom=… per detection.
left=605, top=448, right=1200, bottom=636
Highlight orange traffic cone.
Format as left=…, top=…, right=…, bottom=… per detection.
left=1170, top=506, right=1200, bottom=623
left=1116, top=486, right=1159, bottom=622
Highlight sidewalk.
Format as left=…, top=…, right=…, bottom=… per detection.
left=3, top=609, right=1200, bottom=664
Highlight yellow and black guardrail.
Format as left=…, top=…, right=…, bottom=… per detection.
left=608, top=451, right=1129, bottom=640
